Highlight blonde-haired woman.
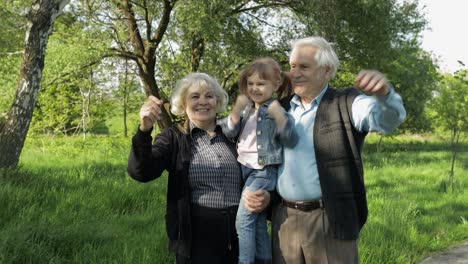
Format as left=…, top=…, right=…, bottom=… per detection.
left=128, top=72, right=269, bottom=264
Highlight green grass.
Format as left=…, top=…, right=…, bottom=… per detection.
left=0, top=136, right=174, bottom=263
left=360, top=134, right=467, bottom=263
left=0, top=133, right=467, bottom=263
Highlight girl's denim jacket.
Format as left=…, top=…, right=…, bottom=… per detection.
left=219, top=98, right=298, bottom=166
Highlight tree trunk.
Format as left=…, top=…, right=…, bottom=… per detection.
left=123, top=60, right=129, bottom=137
left=191, top=33, right=205, bottom=72
left=0, top=0, right=69, bottom=168
left=449, top=128, right=460, bottom=192
left=137, top=65, right=173, bottom=130
left=115, top=0, right=176, bottom=130
left=78, top=69, right=93, bottom=141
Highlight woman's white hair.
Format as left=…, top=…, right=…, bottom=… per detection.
left=291, top=36, right=340, bottom=78
left=170, top=72, right=229, bottom=116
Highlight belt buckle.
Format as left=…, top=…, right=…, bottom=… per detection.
left=294, top=203, right=298, bottom=209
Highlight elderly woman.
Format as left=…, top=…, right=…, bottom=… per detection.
left=128, top=73, right=268, bottom=264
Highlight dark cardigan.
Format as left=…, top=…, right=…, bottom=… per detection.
left=279, top=87, right=368, bottom=240
left=127, top=124, right=238, bottom=257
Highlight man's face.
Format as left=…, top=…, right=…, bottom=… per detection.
left=289, top=45, right=329, bottom=101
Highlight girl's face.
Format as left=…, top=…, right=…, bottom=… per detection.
left=246, top=72, right=280, bottom=108
left=184, top=85, right=218, bottom=129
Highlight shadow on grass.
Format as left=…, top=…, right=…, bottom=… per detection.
left=0, top=165, right=171, bottom=263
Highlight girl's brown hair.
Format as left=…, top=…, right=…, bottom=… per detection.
left=238, top=57, right=292, bottom=99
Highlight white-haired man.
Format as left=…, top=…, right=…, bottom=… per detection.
left=271, top=36, right=406, bottom=263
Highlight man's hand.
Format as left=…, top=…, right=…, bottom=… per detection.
left=243, top=189, right=270, bottom=213
left=139, top=95, right=163, bottom=132
left=354, top=70, right=390, bottom=96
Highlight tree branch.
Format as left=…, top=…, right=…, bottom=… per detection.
left=117, top=0, right=145, bottom=57
left=143, top=0, right=152, bottom=41
left=231, top=1, right=298, bottom=15
left=151, top=0, right=176, bottom=51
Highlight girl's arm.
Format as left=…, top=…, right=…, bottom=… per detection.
left=267, top=100, right=299, bottom=148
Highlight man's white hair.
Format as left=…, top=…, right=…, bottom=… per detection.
left=291, top=36, right=340, bottom=78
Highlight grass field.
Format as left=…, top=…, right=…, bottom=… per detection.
left=0, top=133, right=467, bottom=263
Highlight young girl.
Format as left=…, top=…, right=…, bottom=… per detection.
left=221, top=57, right=298, bottom=264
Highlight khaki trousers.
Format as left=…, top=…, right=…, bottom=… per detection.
left=272, top=203, right=358, bottom=264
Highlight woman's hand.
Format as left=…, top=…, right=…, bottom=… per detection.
left=243, top=189, right=270, bottom=213
left=139, top=95, right=163, bottom=132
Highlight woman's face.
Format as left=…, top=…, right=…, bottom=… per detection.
left=184, top=84, right=218, bottom=128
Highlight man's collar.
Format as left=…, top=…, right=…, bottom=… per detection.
left=291, top=84, right=329, bottom=109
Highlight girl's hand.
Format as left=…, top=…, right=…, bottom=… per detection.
left=230, top=95, right=250, bottom=124
left=267, top=100, right=287, bottom=129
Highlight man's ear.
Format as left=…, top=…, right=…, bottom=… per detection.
left=323, top=66, right=333, bottom=80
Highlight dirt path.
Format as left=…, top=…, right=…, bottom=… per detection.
left=419, top=242, right=468, bottom=263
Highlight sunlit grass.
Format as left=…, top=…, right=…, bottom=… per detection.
left=359, top=134, right=467, bottom=263
left=1, top=135, right=174, bottom=263
left=0, top=133, right=466, bottom=263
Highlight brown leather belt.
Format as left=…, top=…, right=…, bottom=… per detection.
left=282, top=199, right=324, bottom=211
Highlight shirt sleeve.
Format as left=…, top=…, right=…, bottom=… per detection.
left=351, top=86, right=406, bottom=134
left=127, top=127, right=172, bottom=182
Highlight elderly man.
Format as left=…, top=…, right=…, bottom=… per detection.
left=271, top=36, right=406, bottom=263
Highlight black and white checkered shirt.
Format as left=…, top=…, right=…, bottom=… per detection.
left=189, top=125, right=242, bottom=209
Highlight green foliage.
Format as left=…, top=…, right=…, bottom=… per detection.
left=1, top=0, right=440, bottom=136
left=0, top=1, right=27, bottom=115
left=426, top=71, right=468, bottom=189
left=429, top=72, right=468, bottom=137
left=387, top=46, right=439, bottom=132
left=32, top=80, right=82, bottom=134
left=158, top=1, right=300, bottom=103
left=295, top=0, right=436, bottom=133
left=0, top=1, right=26, bottom=52
left=295, top=0, right=426, bottom=69
left=30, top=2, right=114, bottom=135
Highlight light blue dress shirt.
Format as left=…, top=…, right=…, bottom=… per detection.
left=277, top=85, right=406, bottom=201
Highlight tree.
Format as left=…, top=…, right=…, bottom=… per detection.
left=292, top=0, right=437, bottom=132
left=429, top=71, right=468, bottom=191
left=31, top=3, right=112, bottom=136
left=387, top=45, right=439, bottom=132
left=84, top=0, right=302, bottom=129
left=157, top=0, right=301, bottom=107
left=84, top=0, right=177, bottom=129
left=106, top=58, right=143, bottom=137
left=0, top=0, right=70, bottom=168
